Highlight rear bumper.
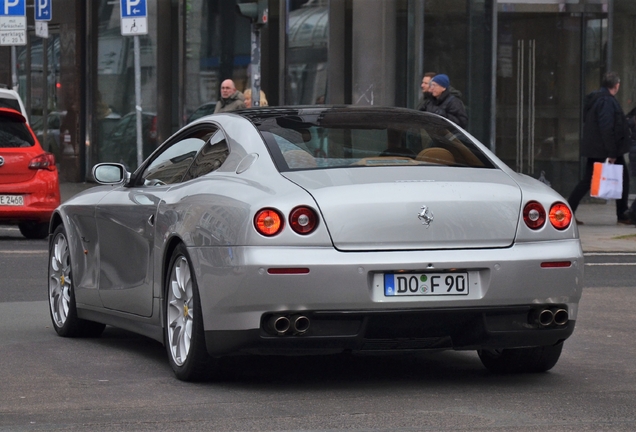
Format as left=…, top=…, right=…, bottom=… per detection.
left=0, top=171, right=60, bottom=224
left=204, top=305, right=576, bottom=356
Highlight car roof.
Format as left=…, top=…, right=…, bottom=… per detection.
left=0, top=87, right=28, bottom=122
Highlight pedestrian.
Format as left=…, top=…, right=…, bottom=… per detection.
left=567, top=71, right=631, bottom=225
left=213, top=79, right=246, bottom=113
left=422, top=74, right=468, bottom=128
left=243, top=88, right=268, bottom=108
left=416, top=72, right=436, bottom=111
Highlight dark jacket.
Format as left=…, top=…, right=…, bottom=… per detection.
left=581, top=87, right=630, bottom=159
left=214, top=91, right=246, bottom=113
left=417, top=86, right=463, bottom=112
left=423, top=89, right=468, bottom=128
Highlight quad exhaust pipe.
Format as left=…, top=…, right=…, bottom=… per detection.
left=267, top=314, right=310, bottom=336
left=531, top=307, right=569, bottom=327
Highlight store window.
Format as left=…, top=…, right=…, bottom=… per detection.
left=183, top=1, right=251, bottom=122
left=95, top=0, right=158, bottom=171
left=286, top=0, right=329, bottom=105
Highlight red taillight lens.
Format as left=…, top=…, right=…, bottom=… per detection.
left=289, top=206, right=318, bottom=234
left=254, top=209, right=283, bottom=236
left=523, top=201, right=546, bottom=229
left=549, top=202, right=572, bottom=230
left=28, top=153, right=56, bottom=171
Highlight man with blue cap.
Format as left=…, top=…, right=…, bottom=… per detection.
left=424, top=74, right=468, bottom=128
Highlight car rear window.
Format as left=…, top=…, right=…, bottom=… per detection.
left=0, top=115, right=35, bottom=147
left=255, top=110, right=495, bottom=171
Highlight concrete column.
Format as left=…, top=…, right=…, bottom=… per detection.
left=351, top=0, right=396, bottom=106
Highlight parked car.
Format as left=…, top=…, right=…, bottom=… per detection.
left=31, top=111, right=65, bottom=157
left=187, top=102, right=217, bottom=123
left=48, top=106, right=583, bottom=381
left=99, top=111, right=157, bottom=170
left=0, top=108, right=60, bottom=239
left=0, top=86, right=28, bottom=122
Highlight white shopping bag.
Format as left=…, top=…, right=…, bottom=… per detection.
left=590, top=161, right=623, bottom=200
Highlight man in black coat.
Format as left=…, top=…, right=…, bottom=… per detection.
left=422, top=74, right=468, bottom=128
left=568, top=71, right=631, bottom=224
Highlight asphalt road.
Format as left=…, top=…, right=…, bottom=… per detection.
left=1, top=225, right=635, bottom=431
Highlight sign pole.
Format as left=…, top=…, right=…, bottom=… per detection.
left=134, top=35, right=143, bottom=168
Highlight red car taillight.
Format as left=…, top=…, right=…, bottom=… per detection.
left=254, top=209, right=284, bottom=236
left=28, top=153, right=56, bottom=171
left=289, top=206, right=318, bottom=234
left=523, top=201, right=546, bottom=230
left=549, top=202, right=572, bottom=230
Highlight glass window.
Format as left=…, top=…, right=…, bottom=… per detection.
left=253, top=108, right=493, bottom=171
left=0, top=116, right=35, bottom=148
left=183, top=2, right=251, bottom=121
left=96, top=0, right=158, bottom=170
left=183, top=130, right=230, bottom=181
left=286, top=0, right=329, bottom=105
left=141, top=128, right=216, bottom=185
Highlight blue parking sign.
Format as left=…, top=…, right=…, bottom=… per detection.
left=35, top=0, right=52, bottom=21
left=120, top=0, right=147, bottom=18
left=1, top=0, right=26, bottom=16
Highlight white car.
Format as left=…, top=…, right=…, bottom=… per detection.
left=0, top=86, right=28, bottom=123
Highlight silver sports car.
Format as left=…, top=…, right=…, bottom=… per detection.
left=48, top=106, right=583, bottom=381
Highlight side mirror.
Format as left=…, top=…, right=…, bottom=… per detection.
left=92, top=163, right=128, bottom=185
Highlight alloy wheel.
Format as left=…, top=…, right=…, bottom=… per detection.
left=49, top=232, right=72, bottom=328
left=167, top=255, right=194, bottom=366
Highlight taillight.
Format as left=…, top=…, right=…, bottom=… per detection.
left=549, top=202, right=572, bottom=230
left=523, top=201, right=546, bottom=229
left=28, top=153, right=56, bottom=171
left=254, top=208, right=284, bottom=236
left=289, top=206, right=318, bottom=234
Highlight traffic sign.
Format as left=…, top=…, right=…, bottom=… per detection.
left=0, top=0, right=26, bottom=16
left=35, top=0, right=52, bottom=21
left=120, top=0, right=147, bottom=35
left=0, top=0, right=26, bottom=46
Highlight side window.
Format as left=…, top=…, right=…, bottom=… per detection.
left=182, top=130, right=229, bottom=181
left=141, top=128, right=216, bottom=185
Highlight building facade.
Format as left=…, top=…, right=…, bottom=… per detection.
left=1, top=0, right=634, bottom=198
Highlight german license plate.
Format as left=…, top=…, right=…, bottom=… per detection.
left=0, top=195, right=24, bottom=206
left=384, top=272, right=469, bottom=296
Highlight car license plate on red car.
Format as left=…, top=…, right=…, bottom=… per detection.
left=0, top=195, right=24, bottom=206
left=384, top=272, right=469, bottom=296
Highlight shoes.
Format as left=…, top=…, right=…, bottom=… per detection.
left=618, top=211, right=636, bottom=225
left=575, top=219, right=584, bottom=225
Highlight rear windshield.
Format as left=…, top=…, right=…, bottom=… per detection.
left=0, top=116, right=35, bottom=148
left=256, top=110, right=495, bottom=171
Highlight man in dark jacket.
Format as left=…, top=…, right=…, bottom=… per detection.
left=422, top=74, right=468, bottom=128
left=568, top=71, right=631, bottom=224
left=214, top=79, right=246, bottom=113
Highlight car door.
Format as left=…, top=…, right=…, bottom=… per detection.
left=96, top=125, right=217, bottom=316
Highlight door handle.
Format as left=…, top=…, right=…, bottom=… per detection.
left=148, top=214, right=155, bottom=226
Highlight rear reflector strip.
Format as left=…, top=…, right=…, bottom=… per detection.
left=267, top=268, right=310, bottom=275
left=540, top=261, right=572, bottom=268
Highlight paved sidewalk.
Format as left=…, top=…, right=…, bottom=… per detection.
left=59, top=182, right=636, bottom=253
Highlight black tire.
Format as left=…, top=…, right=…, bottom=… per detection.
left=478, top=342, right=564, bottom=374
left=165, top=244, right=218, bottom=381
left=48, top=225, right=106, bottom=338
left=19, top=221, right=50, bottom=239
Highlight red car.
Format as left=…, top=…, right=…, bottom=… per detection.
left=0, top=108, right=60, bottom=239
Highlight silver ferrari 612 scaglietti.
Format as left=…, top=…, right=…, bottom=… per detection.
left=48, top=106, right=583, bottom=381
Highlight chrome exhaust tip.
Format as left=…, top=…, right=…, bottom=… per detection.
left=291, top=315, right=310, bottom=335
left=269, top=315, right=291, bottom=336
left=537, top=309, right=555, bottom=327
left=553, top=308, right=569, bottom=326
